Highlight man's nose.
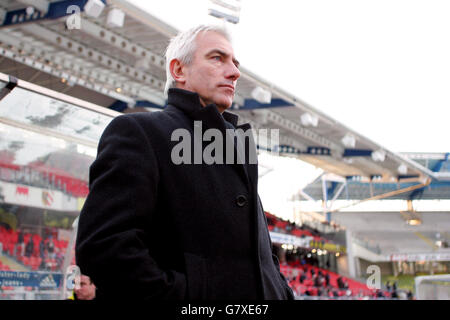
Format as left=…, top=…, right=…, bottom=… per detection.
left=226, top=61, right=240, bottom=81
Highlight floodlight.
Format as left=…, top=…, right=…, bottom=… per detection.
left=341, top=133, right=356, bottom=148
left=84, top=0, right=105, bottom=18
left=17, top=0, right=49, bottom=14
left=26, top=6, right=35, bottom=16
left=251, top=86, right=271, bottom=104
left=406, top=218, right=422, bottom=226
left=106, top=8, right=125, bottom=28
left=300, top=113, right=319, bottom=127
left=371, top=149, right=386, bottom=162
left=398, top=164, right=408, bottom=175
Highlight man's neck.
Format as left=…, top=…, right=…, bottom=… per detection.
left=176, top=86, right=226, bottom=113
left=198, top=96, right=225, bottom=114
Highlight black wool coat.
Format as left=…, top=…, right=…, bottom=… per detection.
left=75, top=88, right=294, bottom=300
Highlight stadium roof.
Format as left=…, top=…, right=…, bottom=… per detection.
left=300, top=152, right=450, bottom=201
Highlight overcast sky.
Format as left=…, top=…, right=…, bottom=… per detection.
left=127, top=0, right=450, bottom=219
left=129, top=0, right=450, bottom=154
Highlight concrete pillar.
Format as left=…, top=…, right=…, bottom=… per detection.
left=345, top=230, right=357, bottom=278
left=355, top=257, right=362, bottom=278
left=393, top=261, right=398, bottom=277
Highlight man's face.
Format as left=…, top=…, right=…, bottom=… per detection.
left=179, top=31, right=241, bottom=112
left=74, top=275, right=96, bottom=300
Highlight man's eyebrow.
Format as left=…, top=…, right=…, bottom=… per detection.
left=206, top=49, right=240, bottom=68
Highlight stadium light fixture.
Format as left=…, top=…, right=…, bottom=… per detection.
left=106, top=8, right=125, bottom=28
left=341, top=133, right=356, bottom=148
left=400, top=202, right=422, bottom=226
left=406, top=218, right=422, bottom=226
left=18, top=0, right=49, bottom=14
left=84, top=0, right=105, bottom=18
left=208, top=0, right=241, bottom=24
left=25, top=6, right=35, bottom=16
left=398, top=164, right=408, bottom=175
left=300, top=112, right=319, bottom=127
left=371, top=149, right=386, bottom=162
left=251, top=86, right=272, bottom=104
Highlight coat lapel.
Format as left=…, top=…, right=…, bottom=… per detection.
left=235, top=122, right=258, bottom=190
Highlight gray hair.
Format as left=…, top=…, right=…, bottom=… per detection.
left=164, top=24, right=232, bottom=96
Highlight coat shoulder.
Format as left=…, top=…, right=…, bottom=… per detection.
left=112, top=106, right=187, bottom=132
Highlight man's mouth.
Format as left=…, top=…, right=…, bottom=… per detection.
left=219, top=84, right=235, bottom=92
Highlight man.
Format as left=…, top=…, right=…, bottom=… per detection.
left=76, top=24, right=294, bottom=300
left=69, top=275, right=97, bottom=300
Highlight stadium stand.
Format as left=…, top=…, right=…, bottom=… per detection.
left=0, top=225, right=68, bottom=273
left=0, top=160, right=89, bottom=198
left=279, top=263, right=388, bottom=299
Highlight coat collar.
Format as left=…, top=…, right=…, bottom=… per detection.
left=167, top=88, right=256, bottom=188
left=167, top=88, right=239, bottom=128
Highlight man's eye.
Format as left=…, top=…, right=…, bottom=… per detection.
left=212, top=56, right=222, bottom=61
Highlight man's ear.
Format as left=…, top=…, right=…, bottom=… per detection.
left=169, top=59, right=186, bottom=85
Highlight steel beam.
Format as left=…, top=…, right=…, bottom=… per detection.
left=19, top=24, right=165, bottom=93
left=265, top=109, right=344, bottom=154
left=0, top=29, right=165, bottom=106
left=0, top=44, right=137, bottom=104
left=351, top=157, right=397, bottom=180
left=77, top=17, right=165, bottom=70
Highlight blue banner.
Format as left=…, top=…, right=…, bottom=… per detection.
left=0, top=271, right=63, bottom=289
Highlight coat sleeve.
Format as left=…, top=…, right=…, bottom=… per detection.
left=271, top=253, right=295, bottom=300
left=75, top=114, right=186, bottom=300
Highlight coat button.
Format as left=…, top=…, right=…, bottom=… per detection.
left=236, top=195, right=248, bottom=207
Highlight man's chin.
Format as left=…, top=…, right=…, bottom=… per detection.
left=216, top=97, right=233, bottom=110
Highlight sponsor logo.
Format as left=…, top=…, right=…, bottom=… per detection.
left=15, top=186, right=29, bottom=197
left=39, top=274, right=57, bottom=288
left=42, top=191, right=54, bottom=206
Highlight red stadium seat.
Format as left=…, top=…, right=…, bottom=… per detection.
left=22, top=256, right=30, bottom=266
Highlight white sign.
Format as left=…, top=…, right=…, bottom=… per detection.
left=0, top=180, right=78, bottom=212
left=269, top=231, right=313, bottom=248
left=389, top=252, right=450, bottom=262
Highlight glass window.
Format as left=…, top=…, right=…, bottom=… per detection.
left=0, top=77, right=118, bottom=300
